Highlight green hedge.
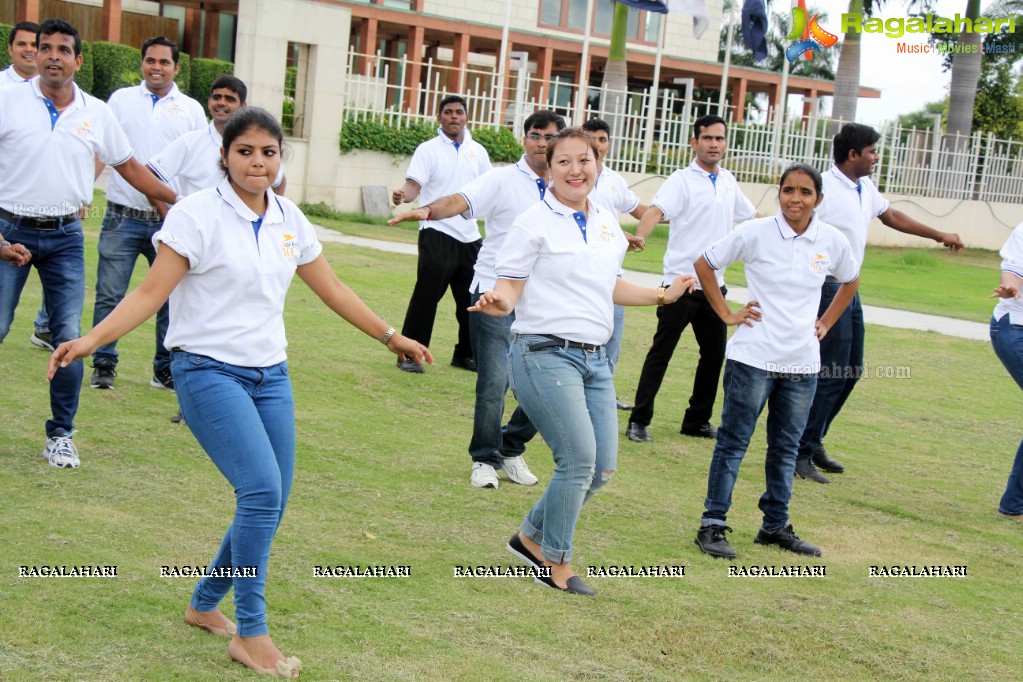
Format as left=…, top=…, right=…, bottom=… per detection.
left=76, top=41, right=94, bottom=94
left=190, top=57, right=233, bottom=113
left=175, top=52, right=191, bottom=95
left=0, top=24, right=11, bottom=71
left=339, top=113, right=523, bottom=164
left=90, top=41, right=141, bottom=101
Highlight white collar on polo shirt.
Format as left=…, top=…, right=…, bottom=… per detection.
left=828, top=163, right=861, bottom=190
left=773, top=211, right=822, bottom=242
left=137, top=80, right=182, bottom=101
left=29, top=76, right=85, bottom=114
left=215, top=177, right=285, bottom=225
left=514, top=155, right=544, bottom=180
left=687, top=159, right=720, bottom=178
left=541, top=190, right=593, bottom=218
left=436, top=126, right=472, bottom=147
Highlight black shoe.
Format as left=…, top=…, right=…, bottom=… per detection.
left=534, top=573, right=596, bottom=597
left=615, top=397, right=633, bottom=411
left=626, top=422, right=652, bottom=443
left=90, top=365, right=116, bottom=389
left=397, top=357, right=424, bottom=374
left=754, top=524, right=821, bottom=556
left=450, top=355, right=477, bottom=372
left=795, top=458, right=831, bottom=484
left=694, top=524, right=736, bottom=559
left=506, top=533, right=543, bottom=569
left=812, top=444, right=844, bottom=473
left=150, top=368, right=176, bottom=392
left=170, top=410, right=185, bottom=424
left=30, top=330, right=54, bottom=351
left=681, top=422, right=717, bottom=439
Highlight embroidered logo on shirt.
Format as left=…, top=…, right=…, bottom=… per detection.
left=809, top=252, right=831, bottom=273
left=74, top=120, right=93, bottom=139
left=281, top=233, right=299, bottom=257
left=598, top=223, right=617, bottom=242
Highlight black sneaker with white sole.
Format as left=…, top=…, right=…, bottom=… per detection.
left=90, top=366, right=116, bottom=389
left=150, top=368, right=175, bottom=392
left=30, top=330, right=54, bottom=351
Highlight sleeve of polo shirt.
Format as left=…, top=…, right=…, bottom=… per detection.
left=295, top=211, right=323, bottom=265
left=405, top=142, right=434, bottom=187
left=495, top=218, right=540, bottom=281
left=870, top=181, right=890, bottom=218
left=650, top=172, right=685, bottom=220
left=187, top=99, right=207, bottom=131
left=155, top=204, right=205, bottom=269
left=733, top=185, right=757, bottom=222
left=827, top=229, right=860, bottom=283
left=1000, top=224, right=1023, bottom=277
left=148, top=137, right=187, bottom=185
left=458, top=168, right=499, bottom=220
left=97, top=108, right=134, bottom=167
left=616, top=174, right=640, bottom=214
left=703, top=225, right=747, bottom=271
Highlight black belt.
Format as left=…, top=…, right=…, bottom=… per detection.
left=527, top=335, right=602, bottom=353
left=0, top=206, right=77, bottom=230
left=107, top=201, right=161, bottom=222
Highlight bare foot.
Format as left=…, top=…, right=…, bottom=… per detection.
left=184, top=604, right=237, bottom=638
left=228, top=634, right=302, bottom=678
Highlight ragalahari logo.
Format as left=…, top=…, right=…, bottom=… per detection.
left=785, top=6, right=840, bottom=62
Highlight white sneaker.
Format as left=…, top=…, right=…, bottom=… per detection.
left=470, top=462, right=499, bottom=489
left=42, top=432, right=80, bottom=469
left=501, top=455, right=538, bottom=486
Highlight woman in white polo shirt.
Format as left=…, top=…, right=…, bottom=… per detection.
left=691, top=163, right=860, bottom=561
left=49, top=108, right=430, bottom=677
left=471, top=128, right=695, bottom=596
left=990, top=223, right=1023, bottom=518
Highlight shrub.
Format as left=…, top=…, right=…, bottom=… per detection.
left=175, top=52, right=191, bottom=95
left=0, top=24, right=10, bottom=71
left=77, top=41, right=94, bottom=95
left=90, top=41, right=141, bottom=101
left=190, top=57, right=233, bottom=115
left=339, top=114, right=522, bottom=163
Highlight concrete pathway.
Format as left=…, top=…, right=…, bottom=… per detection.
left=314, top=226, right=991, bottom=342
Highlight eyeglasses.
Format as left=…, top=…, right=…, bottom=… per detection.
left=526, top=133, right=558, bottom=142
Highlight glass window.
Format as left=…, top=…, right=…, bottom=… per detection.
left=567, top=0, right=588, bottom=30
left=627, top=7, right=639, bottom=40
left=644, top=11, right=662, bottom=43
left=541, top=0, right=563, bottom=26
left=594, top=0, right=614, bottom=34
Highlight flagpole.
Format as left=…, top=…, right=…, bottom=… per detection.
left=717, top=0, right=736, bottom=116
left=573, top=0, right=595, bottom=125
left=642, top=14, right=668, bottom=167
left=492, top=0, right=512, bottom=126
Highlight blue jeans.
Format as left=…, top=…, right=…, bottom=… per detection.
left=798, top=284, right=864, bottom=459
left=702, top=360, right=817, bottom=532
left=990, top=315, right=1023, bottom=515
left=34, top=300, right=48, bottom=334
left=467, top=291, right=537, bottom=468
left=606, top=303, right=625, bottom=375
left=92, top=210, right=170, bottom=373
left=172, top=352, right=295, bottom=638
left=0, top=217, right=85, bottom=436
left=511, top=335, right=617, bottom=563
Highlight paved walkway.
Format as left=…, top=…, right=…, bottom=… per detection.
left=314, top=226, right=991, bottom=342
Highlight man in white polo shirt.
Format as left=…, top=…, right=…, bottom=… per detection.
left=389, top=110, right=567, bottom=489
left=794, top=123, right=964, bottom=483
left=2, top=21, right=37, bottom=86
left=88, top=36, right=206, bottom=393
left=391, top=95, right=492, bottom=374
left=582, top=117, right=648, bottom=411
left=0, top=18, right=180, bottom=468
left=626, top=114, right=757, bottom=444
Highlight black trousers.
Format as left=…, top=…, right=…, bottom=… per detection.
left=400, top=228, right=481, bottom=359
left=629, top=287, right=727, bottom=429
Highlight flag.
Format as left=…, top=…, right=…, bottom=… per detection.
left=667, top=0, right=710, bottom=39
left=741, top=0, right=769, bottom=62
left=615, top=0, right=669, bottom=13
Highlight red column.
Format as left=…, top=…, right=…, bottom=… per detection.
left=448, top=33, right=469, bottom=94
left=203, top=9, right=220, bottom=59
left=404, top=26, right=425, bottom=115
left=101, top=0, right=122, bottom=43
left=182, top=8, right=202, bottom=58
left=732, top=78, right=747, bottom=123
left=534, top=46, right=553, bottom=103
left=357, top=18, right=379, bottom=76
left=17, top=0, right=39, bottom=22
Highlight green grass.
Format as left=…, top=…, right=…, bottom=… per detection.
left=316, top=214, right=1001, bottom=323
left=3, top=194, right=1020, bottom=680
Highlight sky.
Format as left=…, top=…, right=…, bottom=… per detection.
left=780, top=0, right=1003, bottom=123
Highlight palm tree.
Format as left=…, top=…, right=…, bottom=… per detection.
left=945, top=0, right=983, bottom=149
left=830, top=0, right=866, bottom=127
left=599, top=1, right=631, bottom=152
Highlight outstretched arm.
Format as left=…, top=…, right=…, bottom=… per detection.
left=467, top=279, right=526, bottom=317
left=878, top=208, right=963, bottom=253
left=114, top=156, right=180, bottom=206
left=297, top=255, right=432, bottom=366
left=388, top=193, right=470, bottom=226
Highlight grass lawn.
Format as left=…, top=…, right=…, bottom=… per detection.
left=1, top=194, right=1020, bottom=680
left=315, top=212, right=1001, bottom=323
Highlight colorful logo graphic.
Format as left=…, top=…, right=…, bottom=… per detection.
left=785, top=6, right=840, bottom=62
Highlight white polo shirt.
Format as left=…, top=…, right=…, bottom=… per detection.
left=817, top=164, right=889, bottom=264
left=703, top=212, right=860, bottom=373
left=590, top=165, right=639, bottom=215
left=106, top=82, right=206, bottom=209
left=460, top=156, right=549, bottom=292
left=654, top=161, right=756, bottom=289
left=0, top=65, right=30, bottom=88
left=154, top=179, right=323, bottom=367
left=149, top=121, right=285, bottom=197
left=498, top=193, right=628, bottom=346
left=994, top=223, right=1023, bottom=324
left=406, top=127, right=491, bottom=243
left=0, top=77, right=132, bottom=217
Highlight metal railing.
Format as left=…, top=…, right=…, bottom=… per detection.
left=341, top=49, right=1023, bottom=204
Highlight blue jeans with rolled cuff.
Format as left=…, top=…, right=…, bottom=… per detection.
left=702, top=360, right=817, bottom=533
left=173, top=351, right=295, bottom=638
left=990, top=314, right=1023, bottom=515
left=0, top=217, right=85, bottom=436
left=511, top=334, right=617, bottom=564
left=467, top=290, right=537, bottom=469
